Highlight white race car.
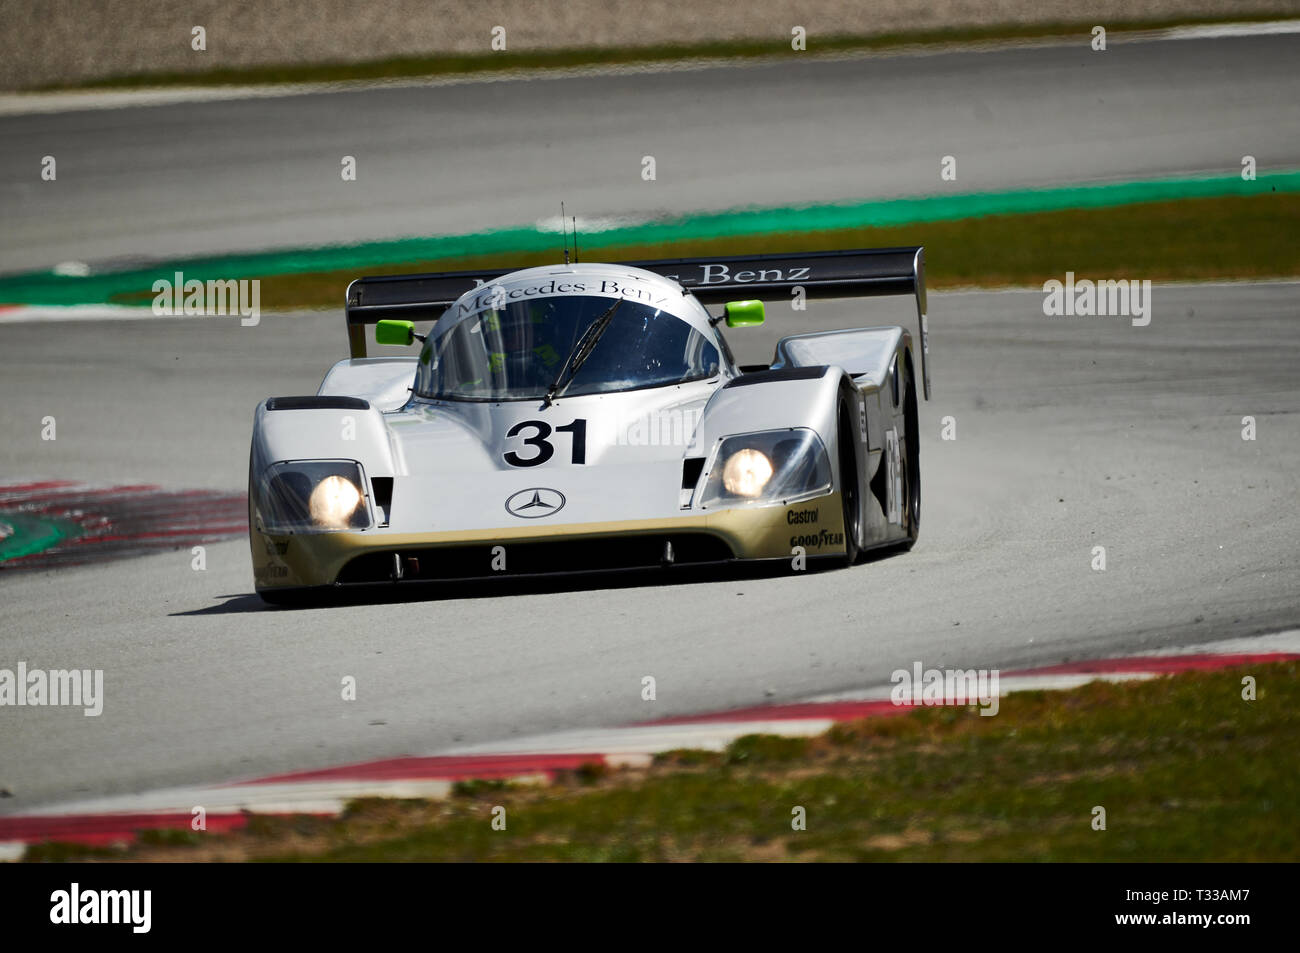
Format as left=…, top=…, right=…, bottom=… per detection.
left=248, top=247, right=929, bottom=603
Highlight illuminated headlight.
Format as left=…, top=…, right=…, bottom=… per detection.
left=309, top=475, right=363, bottom=528
left=722, top=449, right=774, bottom=497
left=697, top=429, right=832, bottom=509
left=258, top=461, right=372, bottom=533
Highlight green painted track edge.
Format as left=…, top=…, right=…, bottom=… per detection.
left=2, top=170, right=1296, bottom=307
left=0, top=513, right=82, bottom=562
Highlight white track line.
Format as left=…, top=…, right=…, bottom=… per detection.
left=1144, top=629, right=1300, bottom=656
left=0, top=305, right=166, bottom=324
left=1161, top=20, right=1300, bottom=40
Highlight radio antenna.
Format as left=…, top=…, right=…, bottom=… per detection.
left=572, top=215, right=579, bottom=263
left=560, top=202, right=569, bottom=264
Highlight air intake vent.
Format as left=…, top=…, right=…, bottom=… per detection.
left=370, top=477, right=394, bottom=526
left=680, top=457, right=706, bottom=508
left=336, top=534, right=735, bottom=584
left=266, top=396, right=371, bottom=411
left=681, top=457, right=706, bottom=490
left=723, top=366, right=827, bottom=388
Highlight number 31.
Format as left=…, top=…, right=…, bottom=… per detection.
left=503, top=418, right=587, bottom=467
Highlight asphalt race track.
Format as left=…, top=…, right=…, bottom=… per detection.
left=2, top=282, right=1298, bottom=810
left=1, top=33, right=1299, bottom=812
left=2, top=32, right=1299, bottom=271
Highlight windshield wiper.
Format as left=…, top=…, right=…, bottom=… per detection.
left=542, top=298, right=624, bottom=406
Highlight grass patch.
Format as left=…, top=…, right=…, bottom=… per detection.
left=724, top=734, right=812, bottom=765
left=22, top=841, right=126, bottom=862
left=133, top=827, right=204, bottom=848
left=451, top=779, right=515, bottom=799
left=28, top=660, right=1299, bottom=862
left=38, top=14, right=1295, bottom=93
left=102, top=192, right=1298, bottom=312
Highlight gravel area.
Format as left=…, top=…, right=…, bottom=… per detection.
left=5, top=0, right=1300, bottom=90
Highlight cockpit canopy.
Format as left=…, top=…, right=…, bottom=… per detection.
left=414, top=293, right=721, bottom=401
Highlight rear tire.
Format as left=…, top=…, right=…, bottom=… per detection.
left=897, top=362, right=921, bottom=551
left=838, top=396, right=862, bottom=566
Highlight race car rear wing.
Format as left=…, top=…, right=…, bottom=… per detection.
left=345, top=246, right=930, bottom=398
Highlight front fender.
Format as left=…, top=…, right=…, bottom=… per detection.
left=689, top=366, right=845, bottom=454
left=250, top=397, right=399, bottom=481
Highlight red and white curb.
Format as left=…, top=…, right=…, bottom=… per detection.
left=2, top=631, right=1297, bottom=858
left=0, top=480, right=247, bottom=571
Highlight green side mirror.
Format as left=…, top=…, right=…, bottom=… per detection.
left=724, top=300, right=765, bottom=328
left=375, top=319, right=416, bottom=346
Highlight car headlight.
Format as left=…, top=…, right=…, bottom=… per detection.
left=697, top=429, right=832, bottom=508
left=309, top=474, right=363, bottom=528
left=257, top=461, right=372, bottom=533
left=722, top=448, right=774, bottom=497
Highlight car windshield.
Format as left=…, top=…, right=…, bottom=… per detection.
left=415, top=295, right=721, bottom=401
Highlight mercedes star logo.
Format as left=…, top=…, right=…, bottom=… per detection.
left=504, top=487, right=566, bottom=518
